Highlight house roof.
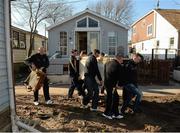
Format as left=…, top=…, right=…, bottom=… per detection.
left=155, top=9, right=180, bottom=30
left=131, top=9, right=180, bottom=30
left=47, top=8, right=129, bottom=31
left=11, top=26, right=47, bottom=39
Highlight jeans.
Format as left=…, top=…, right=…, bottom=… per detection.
left=82, top=76, right=99, bottom=109
left=68, top=77, right=85, bottom=98
left=34, top=77, right=50, bottom=102
left=104, top=86, right=120, bottom=116
left=121, top=84, right=142, bottom=112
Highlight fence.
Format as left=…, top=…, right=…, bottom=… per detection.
left=137, top=60, right=171, bottom=85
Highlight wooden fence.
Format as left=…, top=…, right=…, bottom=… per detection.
left=137, top=60, right=171, bottom=85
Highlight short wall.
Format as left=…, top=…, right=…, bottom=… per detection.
left=48, top=75, right=70, bottom=84
left=0, top=107, right=11, bottom=131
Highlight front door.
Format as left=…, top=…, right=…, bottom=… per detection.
left=76, top=31, right=100, bottom=54
left=87, top=32, right=100, bottom=53
left=76, top=32, right=87, bottom=53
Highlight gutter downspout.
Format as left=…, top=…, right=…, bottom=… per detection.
left=4, top=0, right=18, bottom=131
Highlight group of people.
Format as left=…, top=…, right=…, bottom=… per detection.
left=68, top=48, right=144, bottom=119
left=24, top=46, right=143, bottom=120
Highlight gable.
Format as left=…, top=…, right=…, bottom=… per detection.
left=47, top=9, right=128, bottom=31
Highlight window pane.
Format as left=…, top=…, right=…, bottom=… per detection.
left=77, top=18, right=87, bottom=27
left=170, top=37, right=174, bottom=47
left=19, top=33, right=26, bottom=49
left=109, top=47, right=116, bottom=55
left=88, top=18, right=98, bottom=27
left=13, top=31, right=19, bottom=48
left=60, top=32, right=67, bottom=55
left=147, top=25, right=152, bottom=35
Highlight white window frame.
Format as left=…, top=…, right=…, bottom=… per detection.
left=169, top=37, right=174, bottom=47
left=76, top=16, right=99, bottom=28
left=59, top=31, right=68, bottom=56
left=147, top=24, right=153, bottom=36
left=108, top=32, right=117, bottom=56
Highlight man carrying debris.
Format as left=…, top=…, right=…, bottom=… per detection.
left=68, top=49, right=84, bottom=98
left=102, top=53, right=124, bottom=119
left=82, top=49, right=103, bottom=111
left=25, top=47, right=53, bottom=106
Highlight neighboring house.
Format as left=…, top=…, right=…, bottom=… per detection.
left=131, top=9, right=180, bottom=59
left=0, top=0, right=14, bottom=131
left=47, top=8, right=128, bottom=75
left=11, top=26, right=48, bottom=63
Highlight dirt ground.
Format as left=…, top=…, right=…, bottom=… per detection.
left=15, top=85, right=180, bottom=132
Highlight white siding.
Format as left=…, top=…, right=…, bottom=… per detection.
left=156, top=12, right=178, bottom=50
left=0, top=0, right=10, bottom=112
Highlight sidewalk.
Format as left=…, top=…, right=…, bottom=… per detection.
left=15, top=84, right=180, bottom=97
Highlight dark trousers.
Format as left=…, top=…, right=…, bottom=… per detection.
left=121, top=84, right=142, bottom=112
left=34, top=77, right=50, bottom=102
left=104, top=86, right=119, bottom=116
left=82, top=76, right=99, bottom=109
left=68, top=77, right=84, bottom=98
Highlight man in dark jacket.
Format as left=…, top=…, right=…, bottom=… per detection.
left=68, top=49, right=83, bottom=98
left=82, top=49, right=102, bottom=111
left=102, top=54, right=124, bottom=119
left=121, top=53, right=143, bottom=114
left=26, top=47, right=52, bottom=106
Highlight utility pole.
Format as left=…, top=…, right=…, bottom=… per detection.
left=156, top=0, right=160, bottom=9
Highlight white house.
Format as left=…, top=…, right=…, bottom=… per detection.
left=47, top=8, right=128, bottom=75
left=131, top=9, right=180, bottom=60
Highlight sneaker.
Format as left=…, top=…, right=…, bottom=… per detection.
left=33, top=101, right=39, bottom=106
left=46, top=100, right=53, bottom=105
left=82, top=104, right=89, bottom=109
left=90, top=108, right=98, bottom=112
left=112, top=114, right=123, bottom=119
left=102, top=113, right=113, bottom=120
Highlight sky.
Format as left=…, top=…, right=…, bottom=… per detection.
left=11, top=0, right=180, bottom=36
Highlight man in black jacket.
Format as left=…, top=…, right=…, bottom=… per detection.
left=68, top=49, right=83, bottom=98
left=82, top=49, right=103, bottom=111
left=102, top=54, right=124, bottom=119
left=26, top=47, right=52, bottom=106
left=121, top=53, right=143, bottom=114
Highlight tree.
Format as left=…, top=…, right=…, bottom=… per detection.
left=89, top=0, right=133, bottom=26
left=45, top=2, right=72, bottom=24
left=11, top=0, right=72, bottom=57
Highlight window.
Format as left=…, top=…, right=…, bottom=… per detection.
left=142, top=43, right=144, bottom=50
left=108, top=32, right=117, bottom=55
left=77, top=17, right=99, bottom=28
left=88, top=18, right=98, bottom=27
left=63, top=64, right=69, bottom=74
left=170, top=37, right=174, bottom=47
left=42, top=41, right=45, bottom=47
left=156, top=40, right=160, bottom=47
left=77, top=18, right=87, bottom=27
left=12, top=31, right=26, bottom=49
left=12, top=31, right=19, bottom=48
left=147, top=24, right=153, bottom=36
left=19, top=33, right=26, bottom=49
left=132, top=27, right=136, bottom=35
left=60, top=31, right=67, bottom=55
